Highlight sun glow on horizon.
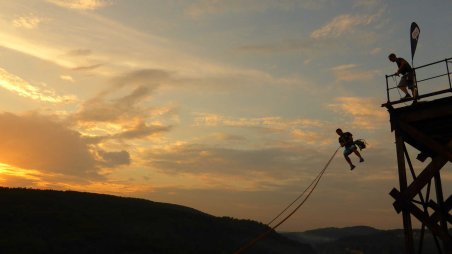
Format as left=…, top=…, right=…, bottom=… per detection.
left=0, top=162, right=43, bottom=185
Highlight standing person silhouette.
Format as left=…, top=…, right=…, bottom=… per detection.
left=388, top=53, right=417, bottom=100
left=336, top=128, right=364, bottom=170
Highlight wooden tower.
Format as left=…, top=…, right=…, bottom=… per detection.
left=382, top=58, right=452, bottom=254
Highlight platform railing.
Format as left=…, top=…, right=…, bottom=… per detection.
left=384, top=57, right=452, bottom=107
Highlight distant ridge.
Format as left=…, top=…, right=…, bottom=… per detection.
left=0, top=187, right=314, bottom=254
left=283, top=226, right=445, bottom=254
left=300, top=226, right=380, bottom=242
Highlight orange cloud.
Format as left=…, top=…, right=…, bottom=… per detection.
left=331, top=64, right=379, bottom=81
left=328, top=97, right=387, bottom=129
left=291, top=129, right=332, bottom=145
left=192, top=113, right=333, bottom=147
left=193, top=113, right=324, bottom=131
left=0, top=112, right=140, bottom=185
left=0, top=112, right=98, bottom=179
left=0, top=163, right=43, bottom=186
left=311, top=13, right=379, bottom=39
left=46, top=0, right=109, bottom=10
left=0, top=67, right=77, bottom=103
left=60, top=75, right=75, bottom=82
left=12, top=14, right=46, bottom=29
left=72, top=69, right=174, bottom=141
left=75, top=69, right=170, bottom=123
left=146, top=143, right=321, bottom=179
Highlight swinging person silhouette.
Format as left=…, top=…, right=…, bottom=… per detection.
left=336, top=128, right=364, bottom=170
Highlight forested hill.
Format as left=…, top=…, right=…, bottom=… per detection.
left=283, top=226, right=446, bottom=254
left=0, top=187, right=314, bottom=254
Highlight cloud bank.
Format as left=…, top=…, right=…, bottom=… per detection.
left=0, top=112, right=97, bottom=178
left=0, top=67, right=77, bottom=103
left=46, top=0, right=110, bottom=10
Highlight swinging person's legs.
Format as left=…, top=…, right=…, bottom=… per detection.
left=352, top=148, right=364, bottom=162
left=344, top=147, right=355, bottom=170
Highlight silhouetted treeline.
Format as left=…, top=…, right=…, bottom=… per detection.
left=0, top=187, right=314, bottom=254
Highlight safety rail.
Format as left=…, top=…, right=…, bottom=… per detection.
left=382, top=57, right=452, bottom=108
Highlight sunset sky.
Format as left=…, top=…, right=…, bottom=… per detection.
left=0, top=0, right=451, bottom=231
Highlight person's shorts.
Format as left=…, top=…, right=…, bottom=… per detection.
left=344, top=144, right=357, bottom=156
left=398, top=73, right=414, bottom=89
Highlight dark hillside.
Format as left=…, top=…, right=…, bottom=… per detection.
left=300, top=226, right=379, bottom=242
left=283, top=226, right=445, bottom=254
left=0, top=187, right=314, bottom=254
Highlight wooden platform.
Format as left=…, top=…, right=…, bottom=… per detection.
left=384, top=95, right=452, bottom=254
left=386, top=96, right=452, bottom=159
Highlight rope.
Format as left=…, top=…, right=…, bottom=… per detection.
left=266, top=150, right=332, bottom=226
left=232, top=147, right=340, bottom=254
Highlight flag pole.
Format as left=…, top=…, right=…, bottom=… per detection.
left=410, top=22, right=420, bottom=100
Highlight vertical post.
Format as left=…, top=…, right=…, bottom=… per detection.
left=413, top=69, right=419, bottom=101
left=434, top=172, right=451, bottom=253
left=386, top=75, right=390, bottom=103
left=395, top=131, right=415, bottom=254
left=411, top=59, right=419, bottom=101
left=446, top=58, right=451, bottom=89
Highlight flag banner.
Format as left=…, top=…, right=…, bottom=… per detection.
left=410, top=22, right=420, bottom=61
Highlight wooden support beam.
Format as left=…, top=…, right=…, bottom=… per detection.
left=395, top=131, right=415, bottom=254
left=434, top=171, right=449, bottom=249
left=429, top=199, right=452, bottom=224
left=403, top=143, right=426, bottom=205
left=392, top=140, right=451, bottom=213
left=397, top=105, right=452, bottom=122
left=391, top=189, right=452, bottom=251
left=397, top=120, right=452, bottom=162
left=390, top=188, right=403, bottom=214
left=392, top=154, right=448, bottom=212
left=446, top=195, right=452, bottom=211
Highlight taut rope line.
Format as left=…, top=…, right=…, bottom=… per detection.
left=233, top=147, right=340, bottom=254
